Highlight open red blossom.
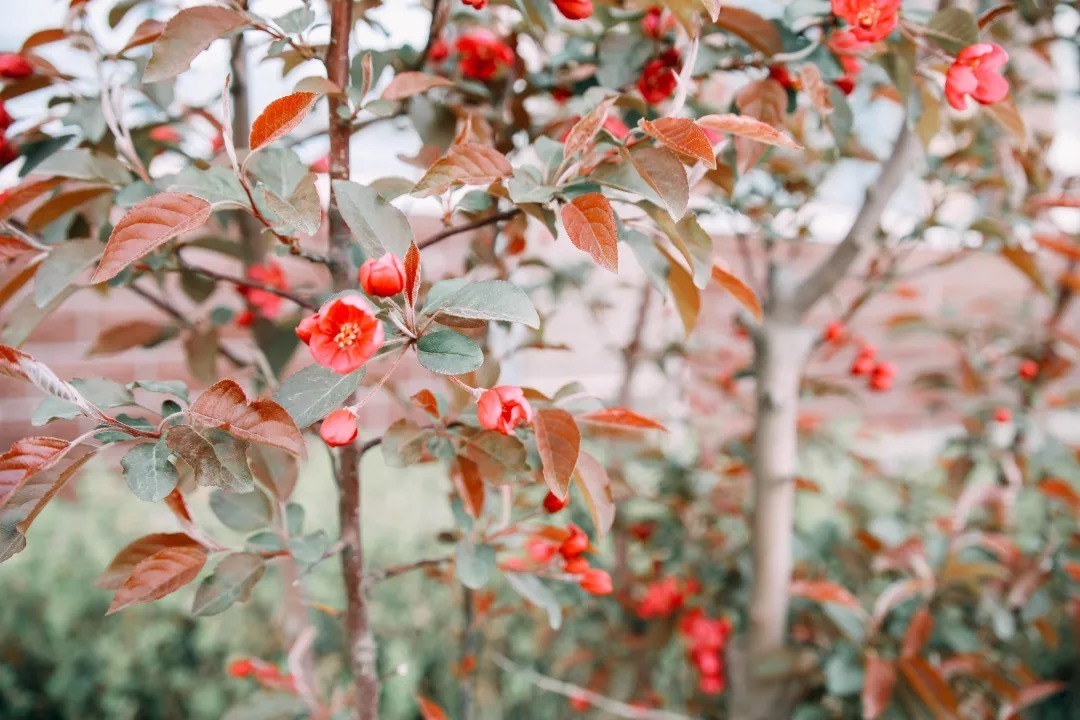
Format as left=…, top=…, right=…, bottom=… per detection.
left=0, top=53, right=33, bottom=79
left=321, top=408, right=358, bottom=447
left=359, top=253, right=406, bottom=297
left=831, top=0, right=901, bottom=42
left=636, top=576, right=686, bottom=619
left=455, top=31, right=514, bottom=81
left=297, top=294, right=385, bottom=374
left=553, top=0, right=593, bottom=20
left=0, top=102, right=13, bottom=131
left=945, top=43, right=1009, bottom=111
left=579, top=568, right=613, bottom=595
left=638, top=49, right=681, bottom=104
left=477, top=386, right=533, bottom=435
left=239, top=261, right=288, bottom=319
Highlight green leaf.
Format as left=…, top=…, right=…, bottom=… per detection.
left=273, top=364, right=366, bottom=429
left=167, top=425, right=254, bottom=493
left=289, top=530, right=330, bottom=565
left=458, top=428, right=532, bottom=484
left=924, top=8, right=980, bottom=55
left=248, top=148, right=309, bottom=199
left=191, top=552, right=266, bottom=616
left=33, top=149, right=132, bottom=185
left=209, top=488, right=272, bottom=532
left=416, top=330, right=483, bottom=375
left=262, top=172, right=320, bottom=234
left=121, top=440, right=179, bottom=502
left=456, top=539, right=495, bottom=589
left=504, top=571, right=562, bottom=629
left=332, top=179, right=413, bottom=257
left=274, top=6, right=316, bottom=34
left=422, top=279, right=540, bottom=328
left=168, top=166, right=248, bottom=207
left=34, top=239, right=102, bottom=308
left=381, top=418, right=435, bottom=467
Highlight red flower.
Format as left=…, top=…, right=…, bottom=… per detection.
left=462, top=0, right=487, bottom=8
left=553, top=0, right=593, bottom=20
left=320, top=408, right=358, bottom=447
left=359, top=253, right=406, bottom=297
left=0, top=53, right=33, bottom=79
left=543, top=490, right=569, bottom=513
left=829, top=29, right=869, bottom=88
left=0, top=102, right=12, bottom=131
left=455, top=31, right=514, bottom=81
left=679, top=609, right=733, bottom=650
left=945, top=43, right=1009, bottom=111
left=636, top=577, right=685, bottom=619
left=1019, top=358, right=1039, bottom=380
left=638, top=49, right=681, bottom=105
left=228, top=659, right=255, bottom=678
left=831, top=0, right=901, bottom=42
left=296, top=294, right=385, bottom=374
left=641, top=7, right=675, bottom=39
left=692, top=647, right=722, bottom=676
left=579, top=568, right=613, bottom=595
left=559, top=523, right=589, bottom=559
left=477, top=386, right=533, bottom=435
left=0, top=136, right=17, bottom=169
left=239, top=261, right=288, bottom=319
left=149, top=125, right=181, bottom=143
left=429, top=39, right=449, bottom=64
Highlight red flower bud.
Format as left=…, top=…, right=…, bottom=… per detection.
left=638, top=51, right=681, bottom=104
left=850, top=356, right=874, bottom=376
left=823, top=320, right=845, bottom=343
left=320, top=408, right=358, bottom=447
left=543, top=490, right=568, bottom=513
left=993, top=407, right=1011, bottom=423
left=579, top=568, right=613, bottom=595
left=0, top=53, right=33, bottom=79
left=553, top=0, right=593, bottom=20
left=429, top=39, right=449, bottom=64
left=228, top=659, right=255, bottom=678
left=462, top=0, right=487, bottom=8
left=559, top=524, right=589, bottom=559
left=477, top=386, right=533, bottom=435
left=1019, top=359, right=1039, bottom=381
left=564, top=556, right=589, bottom=574
left=0, top=102, right=12, bottom=131
left=149, top=125, right=181, bottom=144
left=359, top=253, right=406, bottom=297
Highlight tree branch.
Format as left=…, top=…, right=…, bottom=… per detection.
left=128, top=284, right=246, bottom=368
left=491, top=654, right=699, bottom=720
left=175, top=250, right=319, bottom=311
left=418, top=209, right=522, bottom=251
left=788, top=121, right=921, bottom=314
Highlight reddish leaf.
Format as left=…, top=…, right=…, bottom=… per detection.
left=797, top=65, right=833, bottom=114
left=0, top=437, right=69, bottom=507
left=715, top=7, right=783, bottom=55
left=454, top=455, right=485, bottom=519
left=638, top=117, right=716, bottom=170
left=697, top=113, right=802, bottom=150
left=91, top=192, right=211, bottom=282
left=790, top=579, right=862, bottom=609
left=1001, top=244, right=1047, bottom=293
left=627, top=147, right=689, bottom=220
left=0, top=234, right=46, bottom=262
left=120, top=18, right=165, bottom=54
left=0, top=177, right=63, bottom=220
left=733, top=78, right=787, bottom=173
left=862, top=654, right=897, bottom=720
left=1, top=451, right=94, bottom=563
left=417, top=695, right=449, bottom=720
left=1035, top=233, right=1080, bottom=261
left=404, top=241, right=421, bottom=308
left=564, top=97, right=616, bottom=160
left=20, top=28, right=66, bottom=53
left=89, top=320, right=171, bottom=355
left=561, top=193, right=618, bottom=273
left=107, top=546, right=208, bottom=614
left=711, top=263, right=762, bottom=320
left=96, top=533, right=202, bottom=590
left=381, top=71, right=453, bottom=100
left=1002, top=681, right=1066, bottom=719
left=164, top=488, right=194, bottom=524
left=249, top=92, right=319, bottom=152
left=1037, top=477, right=1080, bottom=512
left=0, top=344, right=102, bottom=419
left=188, top=380, right=306, bottom=458
left=533, top=408, right=581, bottom=498
left=577, top=408, right=667, bottom=431
left=144, top=6, right=249, bottom=82
left=897, top=657, right=959, bottom=719
left=411, top=389, right=440, bottom=419
left=413, top=143, right=513, bottom=196
left=573, top=451, right=615, bottom=536
left=901, top=607, right=934, bottom=658
left=26, top=186, right=113, bottom=233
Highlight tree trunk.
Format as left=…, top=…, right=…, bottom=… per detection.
left=729, top=318, right=813, bottom=720
left=325, top=2, right=379, bottom=718
left=228, top=0, right=266, bottom=264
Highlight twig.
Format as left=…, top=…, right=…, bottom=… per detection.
left=789, top=121, right=921, bottom=314
left=616, top=284, right=652, bottom=406
left=366, top=556, right=451, bottom=584
left=491, top=653, right=700, bottom=720
left=418, top=209, right=522, bottom=251
left=176, top=250, right=319, bottom=310
left=128, top=284, right=246, bottom=368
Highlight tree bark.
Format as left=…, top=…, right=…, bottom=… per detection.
left=325, top=3, right=379, bottom=718
left=228, top=0, right=265, bottom=264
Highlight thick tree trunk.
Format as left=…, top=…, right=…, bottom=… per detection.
left=729, top=319, right=813, bottom=720
left=325, top=3, right=379, bottom=718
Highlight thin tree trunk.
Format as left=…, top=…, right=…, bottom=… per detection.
left=228, top=0, right=265, bottom=264
left=325, top=3, right=379, bottom=718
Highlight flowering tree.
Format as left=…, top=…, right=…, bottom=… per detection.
left=1, top=0, right=1076, bottom=719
